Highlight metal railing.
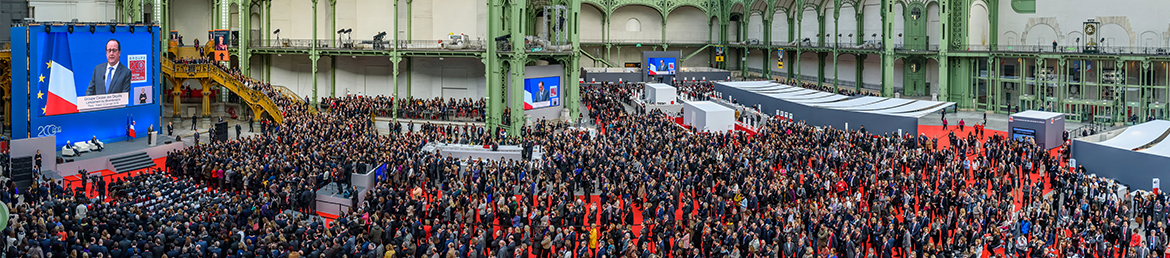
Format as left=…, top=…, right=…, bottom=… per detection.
left=893, top=44, right=940, bottom=51
left=577, top=38, right=706, bottom=44
left=252, top=39, right=489, bottom=51
left=831, top=42, right=881, bottom=50
left=955, top=44, right=1170, bottom=55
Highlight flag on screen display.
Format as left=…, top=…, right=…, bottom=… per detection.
left=42, top=32, right=78, bottom=116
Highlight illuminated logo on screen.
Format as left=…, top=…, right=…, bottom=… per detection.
left=129, top=54, right=148, bottom=83
left=37, top=124, right=63, bottom=137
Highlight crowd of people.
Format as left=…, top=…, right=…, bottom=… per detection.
left=7, top=71, right=1170, bottom=258
left=676, top=83, right=715, bottom=101
left=318, top=96, right=487, bottom=122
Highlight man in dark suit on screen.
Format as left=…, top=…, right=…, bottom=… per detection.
left=534, top=81, right=550, bottom=102
left=86, top=39, right=132, bottom=96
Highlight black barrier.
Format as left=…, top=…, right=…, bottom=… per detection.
left=214, top=122, right=229, bottom=142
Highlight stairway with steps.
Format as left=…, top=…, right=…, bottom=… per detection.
left=10, top=156, right=35, bottom=190
left=109, top=152, right=157, bottom=174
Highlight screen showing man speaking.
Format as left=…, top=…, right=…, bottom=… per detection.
left=646, top=57, right=676, bottom=75
left=36, top=30, right=153, bottom=116
left=523, top=76, right=560, bottom=110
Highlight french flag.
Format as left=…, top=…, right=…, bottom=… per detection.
left=128, top=116, right=136, bottom=138
left=42, top=32, right=78, bottom=116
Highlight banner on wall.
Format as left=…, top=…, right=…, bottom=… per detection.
left=212, top=29, right=230, bottom=61
left=715, top=45, right=725, bottom=62
left=777, top=48, right=784, bottom=69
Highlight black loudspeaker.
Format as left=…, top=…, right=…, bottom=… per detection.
left=214, top=122, right=229, bottom=142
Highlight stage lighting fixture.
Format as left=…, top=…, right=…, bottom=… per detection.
left=129, top=26, right=135, bottom=33
left=45, top=25, right=51, bottom=33
left=109, top=24, right=116, bottom=33
left=68, top=24, right=74, bottom=33
left=147, top=26, right=152, bottom=33
left=90, top=24, right=96, bottom=33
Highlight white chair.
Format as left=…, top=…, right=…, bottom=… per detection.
left=88, top=140, right=102, bottom=152
left=61, top=145, right=76, bottom=157
left=74, top=142, right=91, bottom=153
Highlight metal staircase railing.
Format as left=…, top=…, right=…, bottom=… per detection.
left=273, top=85, right=316, bottom=113
left=161, top=58, right=285, bottom=124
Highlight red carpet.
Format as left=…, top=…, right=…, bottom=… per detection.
left=60, top=157, right=167, bottom=200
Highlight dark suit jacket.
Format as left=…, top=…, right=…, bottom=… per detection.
left=87, top=63, right=133, bottom=96
left=534, top=89, right=549, bottom=102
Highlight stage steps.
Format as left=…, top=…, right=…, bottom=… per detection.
left=10, top=156, right=35, bottom=190
left=109, top=152, right=156, bottom=174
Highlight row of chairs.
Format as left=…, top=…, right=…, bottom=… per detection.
left=61, top=139, right=104, bottom=157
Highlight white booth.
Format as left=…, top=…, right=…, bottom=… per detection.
left=644, top=83, right=677, bottom=104
left=683, top=101, right=735, bottom=133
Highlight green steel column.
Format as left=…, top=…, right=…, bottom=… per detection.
left=832, top=53, right=838, bottom=90
left=661, top=17, right=667, bottom=45
left=567, top=0, right=581, bottom=119
left=832, top=8, right=839, bottom=90
left=817, top=13, right=825, bottom=47
left=605, top=45, right=612, bottom=68
left=763, top=17, right=772, bottom=78
left=391, top=56, right=401, bottom=122
left=330, top=57, right=336, bottom=97
left=765, top=48, right=773, bottom=79
left=817, top=53, right=826, bottom=86
left=330, top=0, right=336, bottom=48
left=161, top=0, right=169, bottom=55
left=987, top=0, right=998, bottom=51
left=406, top=0, right=413, bottom=42
left=795, top=11, right=803, bottom=83
left=239, top=0, right=251, bottom=75
left=1115, top=60, right=1125, bottom=123
left=311, top=0, right=318, bottom=107
left=393, top=0, right=399, bottom=51
left=213, top=0, right=220, bottom=29
left=787, top=16, right=795, bottom=82
left=391, top=0, right=399, bottom=122
left=856, top=54, right=865, bottom=92
left=615, top=47, right=621, bottom=68
left=510, top=61, right=526, bottom=134
left=485, top=0, right=501, bottom=132
left=509, top=0, right=527, bottom=134
left=266, top=0, right=271, bottom=42
left=880, top=0, right=895, bottom=97
left=936, top=0, right=948, bottom=102
left=604, top=13, right=611, bottom=64
left=405, top=58, right=412, bottom=95
left=1056, top=58, right=1066, bottom=112
left=1142, top=60, right=1151, bottom=122
left=856, top=12, right=864, bottom=45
